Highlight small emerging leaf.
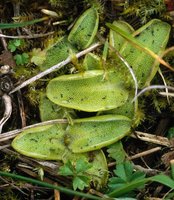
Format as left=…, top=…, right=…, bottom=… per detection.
left=107, top=142, right=126, bottom=164
left=75, top=159, right=92, bottom=174
left=30, top=48, right=46, bottom=66
left=114, top=161, right=134, bottom=182
left=8, top=39, right=21, bottom=52
left=73, top=176, right=90, bottom=190
left=59, top=161, right=74, bottom=176
left=59, top=158, right=92, bottom=190
left=108, top=161, right=146, bottom=197
left=14, top=53, right=29, bottom=65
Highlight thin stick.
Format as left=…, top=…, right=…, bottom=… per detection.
left=128, top=147, right=161, bottom=160
left=131, top=131, right=171, bottom=147
left=10, top=42, right=101, bottom=94
left=0, top=144, right=10, bottom=150
left=133, top=164, right=160, bottom=176
left=132, top=85, right=174, bottom=102
left=0, top=94, right=12, bottom=134
left=160, top=92, right=174, bottom=97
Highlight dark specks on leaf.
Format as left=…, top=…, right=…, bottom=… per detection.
left=30, top=138, right=38, bottom=143
left=67, top=97, right=74, bottom=102
left=142, top=72, right=145, bottom=78
left=49, top=148, right=56, bottom=153
left=64, top=134, right=70, bottom=146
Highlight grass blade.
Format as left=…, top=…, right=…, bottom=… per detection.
left=0, top=17, right=48, bottom=29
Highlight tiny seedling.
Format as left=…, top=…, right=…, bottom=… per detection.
left=59, top=158, right=92, bottom=190
left=7, top=39, right=29, bottom=65
left=14, top=53, right=29, bottom=65
left=8, top=39, right=22, bottom=52
left=108, top=161, right=146, bottom=197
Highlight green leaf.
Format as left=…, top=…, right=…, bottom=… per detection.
left=68, top=7, right=99, bottom=49
left=108, top=178, right=147, bottom=197
left=108, top=174, right=174, bottom=198
left=114, top=161, right=134, bottom=182
left=59, top=161, right=74, bottom=176
left=109, top=20, right=134, bottom=52
left=30, top=48, right=46, bottom=66
left=12, top=124, right=66, bottom=160
left=22, top=52, right=29, bottom=60
left=130, top=171, right=146, bottom=182
left=13, top=39, right=21, bottom=47
left=47, top=70, right=129, bottom=112
left=8, top=44, right=16, bottom=52
left=41, top=36, right=77, bottom=71
left=107, top=142, right=126, bottom=164
left=59, top=159, right=92, bottom=190
left=73, top=176, right=90, bottom=190
left=8, top=39, right=22, bottom=52
left=14, top=54, right=23, bottom=65
left=108, top=166, right=174, bottom=198
left=106, top=20, right=172, bottom=87
left=150, top=174, right=174, bottom=189
left=108, top=161, right=146, bottom=197
left=66, top=115, right=131, bottom=153
left=75, top=158, right=92, bottom=174
left=108, top=177, right=126, bottom=190
left=14, top=53, right=29, bottom=65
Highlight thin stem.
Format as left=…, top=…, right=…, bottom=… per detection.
left=132, top=85, right=174, bottom=102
